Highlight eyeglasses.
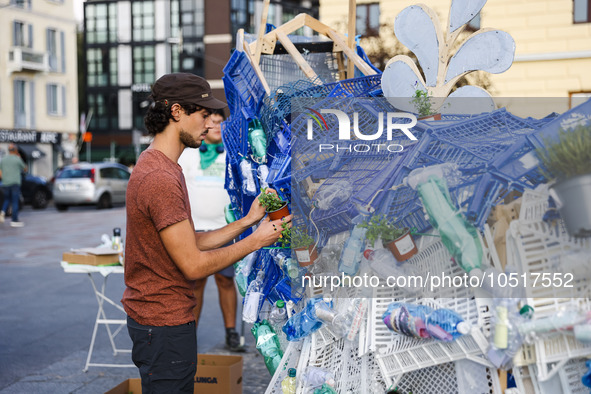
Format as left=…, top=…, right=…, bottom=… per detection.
left=199, top=144, right=224, bottom=153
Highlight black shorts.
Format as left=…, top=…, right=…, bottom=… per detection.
left=127, top=316, right=197, bottom=394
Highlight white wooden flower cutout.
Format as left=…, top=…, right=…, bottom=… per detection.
left=381, top=0, right=515, bottom=115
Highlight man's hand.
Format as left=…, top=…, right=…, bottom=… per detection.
left=252, top=215, right=292, bottom=248
left=245, top=188, right=280, bottom=225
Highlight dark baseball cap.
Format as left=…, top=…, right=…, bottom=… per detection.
left=151, top=73, right=226, bottom=110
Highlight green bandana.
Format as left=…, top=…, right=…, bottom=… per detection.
left=199, top=143, right=224, bottom=169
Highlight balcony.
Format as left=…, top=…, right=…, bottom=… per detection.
left=8, top=47, right=50, bottom=73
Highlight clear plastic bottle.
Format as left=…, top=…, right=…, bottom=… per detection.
left=272, top=249, right=299, bottom=279
left=338, top=213, right=369, bottom=276
left=364, top=248, right=421, bottom=294
left=251, top=320, right=283, bottom=376
left=382, top=302, right=434, bottom=339
left=111, top=227, right=122, bottom=251
left=258, top=163, right=270, bottom=189
left=239, top=158, right=258, bottom=196
left=303, top=366, right=335, bottom=390
left=242, top=271, right=265, bottom=323
left=281, top=368, right=297, bottom=394
left=269, top=300, right=289, bottom=351
left=487, top=303, right=533, bottom=370
left=248, top=118, right=267, bottom=163
left=425, top=308, right=471, bottom=342
left=282, top=297, right=333, bottom=341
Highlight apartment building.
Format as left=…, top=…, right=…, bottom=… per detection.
left=82, top=0, right=317, bottom=163
left=0, top=0, right=79, bottom=178
left=320, top=0, right=591, bottom=107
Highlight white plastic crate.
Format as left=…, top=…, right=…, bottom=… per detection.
left=505, top=218, right=591, bottom=381
left=513, top=357, right=590, bottom=394
left=367, top=237, right=494, bottom=380
left=264, top=340, right=303, bottom=394
left=391, top=359, right=502, bottom=394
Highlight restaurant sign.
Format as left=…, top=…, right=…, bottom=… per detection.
left=0, top=129, right=62, bottom=144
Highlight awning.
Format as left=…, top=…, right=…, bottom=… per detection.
left=17, top=144, right=46, bottom=160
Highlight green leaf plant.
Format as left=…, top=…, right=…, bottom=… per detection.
left=536, top=124, right=591, bottom=181
left=258, top=187, right=286, bottom=212
left=359, top=214, right=407, bottom=248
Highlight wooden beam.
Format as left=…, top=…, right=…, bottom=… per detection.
left=242, top=36, right=271, bottom=95
left=249, top=13, right=307, bottom=54
left=253, top=0, right=270, bottom=65
left=347, top=0, right=356, bottom=78
left=327, top=29, right=377, bottom=76
left=276, top=30, right=321, bottom=83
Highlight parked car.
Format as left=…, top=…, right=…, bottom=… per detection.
left=0, top=173, right=53, bottom=210
left=52, top=162, right=131, bottom=211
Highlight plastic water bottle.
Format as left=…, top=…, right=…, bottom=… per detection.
left=425, top=308, right=471, bottom=342
left=243, top=271, right=265, bottom=323
left=239, top=158, right=258, bottom=196
left=269, top=300, right=289, bottom=350
left=251, top=320, right=283, bottom=376
left=302, top=367, right=335, bottom=390
left=364, top=248, right=421, bottom=294
left=282, top=296, right=333, bottom=341
left=112, top=227, right=122, bottom=251
left=258, top=164, right=270, bottom=189
left=487, top=303, right=533, bottom=369
left=248, top=118, right=267, bottom=163
left=272, top=249, right=299, bottom=279
left=382, top=302, right=434, bottom=339
left=338, top=213, right=369, bottom=276
left=281, top=368, right=297, bottom=394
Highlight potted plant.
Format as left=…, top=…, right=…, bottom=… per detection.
left=258, top=187, right=290, bottom=220
left=360, top=215, right=418, bottom=261
left=291, top=227, right=318, bottom=267
left=411, top=88, right=441, bottom=121
left=536, top=124, right=591, bottom=238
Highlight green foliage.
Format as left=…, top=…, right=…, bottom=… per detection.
left=411, top=88, right=434, bottom=117
left=278, top=221, right=291, bottom=248
left=536, top=125, right=591, bottom=180
left=359, top=214, right=406, bottom=247
left=291, top=227, right=315, bottom=249
left=258, top=187, right=286, bottom=211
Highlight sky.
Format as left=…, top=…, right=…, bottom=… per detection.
left=74, top=0, right=83, bottom=23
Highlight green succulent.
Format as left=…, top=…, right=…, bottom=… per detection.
left=536, top=125, right=591, bottom=180
left=359, top=214, right=406, bottom=247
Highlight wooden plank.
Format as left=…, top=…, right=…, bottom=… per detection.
left=275, top=30, right=321, bottom=82
left=242, top=38, right=271, bottom=95
left=249, top=13, right=306, bottom=54
left=253, top=0, right=271, bottom=65
left=347, top=0, right=356, bottom=78
left=327, top=29, right=377, bottom=76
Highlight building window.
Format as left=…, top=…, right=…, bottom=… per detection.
left=133, top=46, right=155, bottom=84
left=574, top=0, right=591, bottom=23
left=47, top=84, right=66, bottom=116
left=86, top=3, right=117, bottom=44
left=14, top=79, right=33, bottom=128
left=357, top=3, right=380, bottom=37
left=132, top=1, right=155, bottom=41
left=10, top=0, right=31, bottom=9
left=88, top=93, right=118, bottom=130
left=13, top=21, right=32, bottom=48
left=47, top=29, right=58, bottom=71
left=87, top=48, right=110, bottom=87
left=181, top=0, right=204, bottom=38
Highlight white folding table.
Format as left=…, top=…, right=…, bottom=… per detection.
left=60, top=261, right=135, bottom=372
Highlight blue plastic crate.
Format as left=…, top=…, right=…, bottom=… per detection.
left=223, top=50, right=267, bottom=115
left=222, top=115, right=249, bottom=164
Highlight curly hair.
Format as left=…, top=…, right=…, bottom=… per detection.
left=144, top=101, right=205, bottom=136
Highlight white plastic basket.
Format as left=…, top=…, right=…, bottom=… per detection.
left=391, top=359, right=502, bottom=394
left=513, top=357, right=590, bottom=394
left=264, top=340, right=303, bottom=394
left=505, top=218, right=591, bottom=381
left=367, top=238, right=494, bottom=380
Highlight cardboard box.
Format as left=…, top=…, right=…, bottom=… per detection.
left=62, top=247, right=120, bottom=266
left=105, top=354, right=243, bottom=394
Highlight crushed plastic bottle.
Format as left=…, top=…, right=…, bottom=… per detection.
left=271, top=249, right=299, bottom=279
left=239, top=158, right=258, bottom=196
left=382, top=302, right=434, bottom=339
left=243, top=271, right=265, bottom=323
left=268, top=300, right=289, bottom=351
left=302, top=367, right=335, bottom=391
left=338, top=210, right=371, bottom=276
left=252, top=320, right=283, bottom=376
left=258, top=163, right=270, bottom=189
left=425, top=308, right=471, bottom=342
left=234, top=252, right=258, bottom=297
left=518, top=308, right=591, bottom=342
left=487, top=302, right=533, bottom=370
left=281, top=368, right=297, bottom=394
left=248, top=118, right=267, bottom=163
left=314, top=383, right=338, bottom=394
left=282, top=296, right=333, bottom=341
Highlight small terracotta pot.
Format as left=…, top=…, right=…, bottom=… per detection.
left=267, top=202, right=290, bottom=221
left=418, top=113, right=442, bottom=121
left=385, top=228, right=418, bottom=261
left=294, top=245, right=318, bottom=267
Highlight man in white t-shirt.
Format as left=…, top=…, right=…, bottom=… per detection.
left=178, top=109, right=245, bottom=351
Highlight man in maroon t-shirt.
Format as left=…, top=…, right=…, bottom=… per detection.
left=122, top=73, right=290, bottom=393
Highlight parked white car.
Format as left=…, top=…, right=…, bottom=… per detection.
left=52, top=162, right=131, bottom=211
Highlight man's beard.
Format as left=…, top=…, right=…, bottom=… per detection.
left=180, top=130, right=202, bottom=149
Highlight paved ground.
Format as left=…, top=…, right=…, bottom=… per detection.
left=0, top=204, right=272, bottom=393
